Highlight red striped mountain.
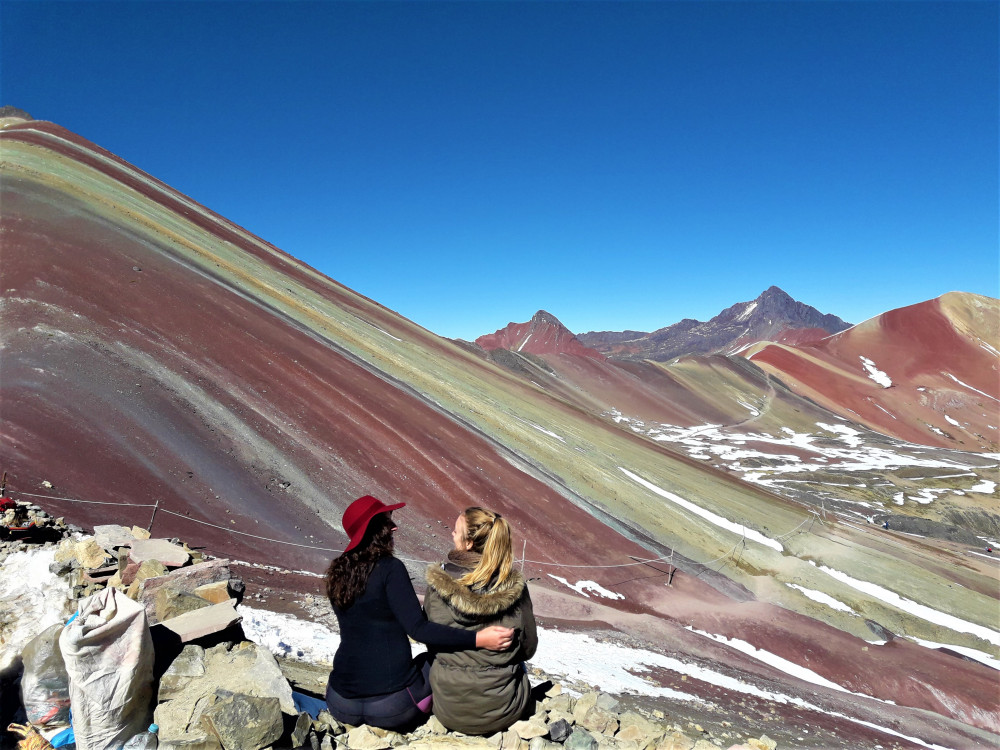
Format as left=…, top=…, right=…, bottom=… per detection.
left=475, top=310, right=604, bottom=360
left=578, top=286, right=851, bottom=361
left=744, top=292, right=1000, bottom=450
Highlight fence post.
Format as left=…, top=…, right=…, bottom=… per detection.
left=147, top=499, right=160, bottom=533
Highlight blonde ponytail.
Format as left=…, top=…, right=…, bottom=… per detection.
left=457, top=507, right=513, bottom=590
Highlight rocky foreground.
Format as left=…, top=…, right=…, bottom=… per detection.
left=1, top=508, right=782, bottom=750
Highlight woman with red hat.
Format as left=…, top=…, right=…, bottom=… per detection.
left=323, top=495, right=514, bottom=731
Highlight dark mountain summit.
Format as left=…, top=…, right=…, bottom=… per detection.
left=0, top=105, right=34, bottom=122
left=577, top=286, right=851, bottom=361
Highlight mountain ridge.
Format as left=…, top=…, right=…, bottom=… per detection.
left=577, top=285, right=851, bottom=360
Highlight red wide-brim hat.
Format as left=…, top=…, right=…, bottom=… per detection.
left=342, top=495, right=405, bottom=552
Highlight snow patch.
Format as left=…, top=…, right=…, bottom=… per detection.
left=860, top=356, right=892, bottom=388
left=818, top=565, right=1000, bottom=647
left=239, top=605, right=339, bottom=664
left=904, top=636, right=1000, bottom=671
left=536, top=629, right=953, bottom=750
left=967, top=479, right=997, bottom=494
left=945, top=372, right=999, bottom=402
left=513, top=416, right=566, bottom=442
left=619, top=467, right=783, bottom=552
left=548, top=575, right=624, bottom=600
left=0, top=546, right=75, bottom=672
left=785, top=583, right=854, bottom=613
left=872, top=403, right=896, bottom=419
left=686, top=627, right=852, bottom=694
left=736, top=301, right=758, bottom=321
left=366, top=323, right=401, bottom=342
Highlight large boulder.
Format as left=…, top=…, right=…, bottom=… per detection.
left=580, top=705, right=618, bottom=736
left=138, top=559, right=232, bottom=623
left=565, top=728, right=599, bottom=750
left=511, top=718, right=549, bottom=740
left=154, top=641, right=295, bottom=748
left=200, top=691, right=283, bottom=750
left=572, top=692, right=600, bottom=725
left=159, top=645, right=208, bottom=701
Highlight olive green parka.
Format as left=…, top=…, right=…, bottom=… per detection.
left=423, top=550, right=538, bottom=735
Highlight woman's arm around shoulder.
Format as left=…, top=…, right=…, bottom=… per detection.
left=383, top=557, right=477, bottom=650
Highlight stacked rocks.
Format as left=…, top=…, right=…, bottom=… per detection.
left=0, top=499, right=76, bottom=558
left=277, top=684, right=781, bottom=750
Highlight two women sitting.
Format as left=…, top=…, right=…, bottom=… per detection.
left=323, top=495, right=537, bottom=734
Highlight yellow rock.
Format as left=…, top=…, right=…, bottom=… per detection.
left=131, top=525, right=151, bottom=540
left=126, top=559, right=168, bottom=599
left=75, top=539, right=109, bottom=569
left=54, top=539, right=77, bottom=563
left=193, top=580, right=231, bottom=604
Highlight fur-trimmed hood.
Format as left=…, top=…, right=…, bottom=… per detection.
left=425, top=551, right=526, bottom=619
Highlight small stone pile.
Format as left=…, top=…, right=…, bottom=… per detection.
left=43, top=524, right=247, bottom=641
left=0, top=498, right=75, bottom=552
left=403, top=686, right=776, bottom=750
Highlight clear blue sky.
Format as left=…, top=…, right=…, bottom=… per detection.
left=3, top=1, right=997, bottom=340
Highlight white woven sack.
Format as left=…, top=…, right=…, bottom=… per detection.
left=59, top=587, right=154, bottom=750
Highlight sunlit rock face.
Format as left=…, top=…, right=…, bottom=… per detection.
left=2, top=120, right=998, bottom=749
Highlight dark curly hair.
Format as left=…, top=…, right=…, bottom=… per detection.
left=325, top=512, right=395, bottom=610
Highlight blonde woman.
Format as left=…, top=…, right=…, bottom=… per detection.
left=424, top=507, right=537, bottom=735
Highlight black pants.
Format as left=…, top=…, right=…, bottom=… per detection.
left=325, top=656, right=433, bottom=731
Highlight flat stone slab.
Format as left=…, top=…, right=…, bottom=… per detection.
left=130, top=538, right=190, bottom=567
left=94, top=524, right=138, bottom=551
left=154, top=599, right=241, bottom=642
left=81, top=565, right=119, bottom=583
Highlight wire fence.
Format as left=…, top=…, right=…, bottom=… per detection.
left=7, top=484, right=824, bottom=579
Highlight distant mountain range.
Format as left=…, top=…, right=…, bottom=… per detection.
left=573, top=285, right=851, bottom=361
left=473, top=290, right=998, bottom=453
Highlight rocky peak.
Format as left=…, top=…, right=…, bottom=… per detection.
left=531, top=310, right=564, bottom=328
left=0, top=106, right=34, bottom=128
left=476, top=311, right=604, bottom=360
left=0, top=106, right=33, bottom=120
left=580, top=288, right=851, bottom=361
